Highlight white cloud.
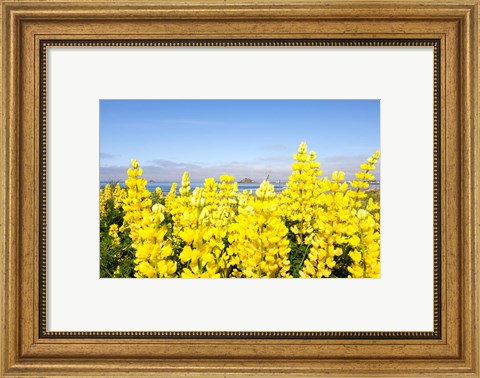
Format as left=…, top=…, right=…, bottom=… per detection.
left=263, top=144, right=288, bottom=152
left=100, top=154, right=380, bottom=183
left=320, top=154, right=381, bottom=180
left=99, top=152, right=118, bottom=160
left=101, top=160, right=290, bottom=182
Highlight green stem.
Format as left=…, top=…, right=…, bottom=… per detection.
left=297, top=243, right=311, bottom=275
left=359, top=232, right=366, bottom=278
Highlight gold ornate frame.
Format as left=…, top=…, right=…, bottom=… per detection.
left=1, top=0, right=478, bottom=376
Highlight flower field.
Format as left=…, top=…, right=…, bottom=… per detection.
left=100, top=142, right=380, bottom=278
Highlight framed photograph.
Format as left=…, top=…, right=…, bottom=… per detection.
left=1, top=0, right=478, bottom=376
left=98, top=99, right=381, bottom=280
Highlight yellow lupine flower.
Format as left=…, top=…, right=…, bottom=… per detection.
left=102, top=144, right=380, bottom=279
left=228, top=180, right=291, bottom=278
left=108, top=224, right=121, bottom=247
left=179, top=171, right=191, bottom=197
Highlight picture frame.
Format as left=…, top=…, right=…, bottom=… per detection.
left=1, top=0, right=478, bottom=376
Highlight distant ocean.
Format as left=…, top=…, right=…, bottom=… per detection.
left=100, top=180, right=379, bottom=194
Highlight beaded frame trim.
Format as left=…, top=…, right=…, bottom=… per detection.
left=39, top=39, right=440, bottom=339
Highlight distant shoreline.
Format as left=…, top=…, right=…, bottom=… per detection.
left=100, top=180, right=380, bottom=194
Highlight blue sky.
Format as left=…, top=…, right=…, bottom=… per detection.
left=100, top=100, right=380, bottom=182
